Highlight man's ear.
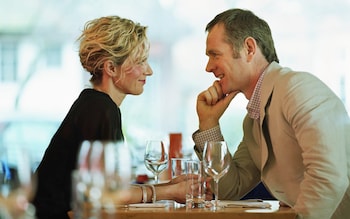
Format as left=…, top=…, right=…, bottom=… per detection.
left=103, top=60, right=117, bottom=77
left=244, top=37, right=257, bottom=62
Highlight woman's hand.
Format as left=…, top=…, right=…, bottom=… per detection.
left=161, top=174, right=213, bottom=204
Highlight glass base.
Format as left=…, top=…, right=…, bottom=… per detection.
left=186, top=197, right=205, bottom=209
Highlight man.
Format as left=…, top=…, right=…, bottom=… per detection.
left=193, top=8, right=350, bottom=219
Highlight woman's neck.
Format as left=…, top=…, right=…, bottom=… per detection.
left=94, top=82, right=125, bottom=107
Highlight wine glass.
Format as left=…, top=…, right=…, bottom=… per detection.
left=72, top=140, right=104, bottom=219
left=144, top=140, right=168, bottom=184
left=102, top=140, right=132, bottom=209
left=72, top=140, right=132, bottom=218
left=203, top=141, right=231, bottom=210
left=0, top=145, right=36, bottom=219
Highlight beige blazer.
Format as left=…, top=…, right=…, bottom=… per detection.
left=195, top=62, right=350, bottom=219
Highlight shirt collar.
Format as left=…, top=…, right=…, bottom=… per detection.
left=247, top=70, right=266, bottom=120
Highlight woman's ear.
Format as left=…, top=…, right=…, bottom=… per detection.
left=103, top=60, right=118, bottom=77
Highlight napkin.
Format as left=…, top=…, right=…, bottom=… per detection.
left=219, top=200, right=272, bottom=209
left=128, top=203, right=166, bottom=208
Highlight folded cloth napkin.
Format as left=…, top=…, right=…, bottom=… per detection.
left=219, top=200, right=272, bottom=208
left=128, top=203, right=166, bottom=208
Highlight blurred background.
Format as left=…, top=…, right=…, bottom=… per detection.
left=1, top=0, right=349, bottom=174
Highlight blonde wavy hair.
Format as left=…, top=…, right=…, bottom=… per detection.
left=77, top=16, right=149, bottom=85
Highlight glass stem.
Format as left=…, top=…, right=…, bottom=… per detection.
left=214, top=179, right=219, bottom=208
left=154, top=173, right=159, bottom=184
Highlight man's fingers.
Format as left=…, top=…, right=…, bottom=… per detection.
left=198, top=82, right=239, bottom=107
left=213, top=81, right=224, bottom=98
left=198, top=90, right=213, bottom=106
left=207, top=86, right=219, bottom=105
left=205, top=81, right=225, bottom=105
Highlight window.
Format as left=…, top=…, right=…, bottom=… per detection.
left=44, top=44, right=62, bottom=67
left=0, top=40, right=17, bottom=82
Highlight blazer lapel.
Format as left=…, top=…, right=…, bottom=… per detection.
left=259, top=62, right=281, bottom=170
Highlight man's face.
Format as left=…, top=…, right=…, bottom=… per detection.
left=205, top=23, right=250, bottom=96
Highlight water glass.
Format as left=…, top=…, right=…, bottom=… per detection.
left=171, top=158, right=190, bottom=178
left=185, top=160, right=205, bottom=209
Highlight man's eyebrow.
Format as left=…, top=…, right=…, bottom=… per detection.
left=206, top=50, right=220, bottom=56
left=207, top=49, right=213, bottom=54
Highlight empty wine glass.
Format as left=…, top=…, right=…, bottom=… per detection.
left=102, top=140, right=132, bottom=209
left=0, top=145, right=35, bottom=219
left=144, top=140, right=168, bottom=184
left=72, top=140, right=104, bottom=219
left=203, top=141, right=231, bottom=210
left=72, top=140, right=132, bottom=218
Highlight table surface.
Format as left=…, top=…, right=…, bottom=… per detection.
left=69, top=200, right=297, bottom=219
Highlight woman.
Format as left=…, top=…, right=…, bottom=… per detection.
left=32, top=16, right=195, bottom=219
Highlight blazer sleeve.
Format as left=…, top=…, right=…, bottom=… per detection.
left=279, top=72, right=349, bottom=219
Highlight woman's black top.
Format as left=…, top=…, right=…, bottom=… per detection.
left=32, top=89, right=124, bottom=219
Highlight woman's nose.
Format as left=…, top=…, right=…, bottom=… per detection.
left=145, top=63, right=153, bottom=75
